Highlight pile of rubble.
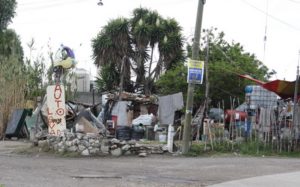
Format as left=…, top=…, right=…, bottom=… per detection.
left=108, top=138, right=165, bottom=157
left=45, top=131, right=165, bottom=157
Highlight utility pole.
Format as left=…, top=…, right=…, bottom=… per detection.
left=195, top=29, right=210, bottom=142
left=204, top=29, right=210, bottom=117
left=292, top=51, right=300, bottom=139
left=182, top=0, right=205, bottom=154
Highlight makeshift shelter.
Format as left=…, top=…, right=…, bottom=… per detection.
left=239, top=74, right=300, bottom=99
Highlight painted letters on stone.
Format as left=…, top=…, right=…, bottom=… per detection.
left=47, top=85, right=66, bottom=136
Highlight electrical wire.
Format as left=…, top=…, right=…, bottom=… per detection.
left=263, top=0, right=269, bottom=63
left=287, top=0, right=300, bottom=4
left=209, top=43, right=259, bottom=77
left=18, top=0, right=94, bottom=12
left=240, top=0, right=300, bottom=32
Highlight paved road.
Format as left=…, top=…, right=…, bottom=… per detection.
left=1, top=141, right=300, bottom=187
left=210, top=171, right=300, bottom=187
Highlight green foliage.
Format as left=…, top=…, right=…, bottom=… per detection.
left=22, top=39, right=47, bottom=100
left=157, top=30, right=272, bottom=108
left=0, top=29, right=23, bottom=61
left=0, top=30, right=25, bottom=137
left=187, top=140, right=300, bottom=158
left=95, top=63, right=120, bottom=92
left=92, top=7, right=184, bottom=93
left=155, top=63, right=205, bottom=103
left=0, top=0, right=17, bottom=31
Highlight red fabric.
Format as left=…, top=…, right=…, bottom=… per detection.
left=239, top=74, right=300, bottom=99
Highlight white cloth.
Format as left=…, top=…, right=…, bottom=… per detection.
left=158, top=92, right=184, bottom=125
left=111, top=101, right=129, bottom=126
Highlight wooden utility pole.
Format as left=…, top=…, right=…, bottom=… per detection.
left=195, top=30, right=210, bottom=142
left=292, top=51, right=300, bottom=140
left=182, top=0, right=205, bottom=154
left=204, top=30, right=210, bottom=117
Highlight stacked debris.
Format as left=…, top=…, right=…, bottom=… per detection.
left=47, top=132, right=105, bottom=156
left=108, top=138, right=165, bottom=157
left=46, top=131, right=165, bottom=157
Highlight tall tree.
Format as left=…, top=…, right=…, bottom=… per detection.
left=92, top=18, right=133, bottom=92
left=0, top=0, right=17, bottom=31
left=156, top=30, right=274, bottom=108
left=92, top=8, right=184, bottom=94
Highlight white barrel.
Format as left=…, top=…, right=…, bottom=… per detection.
left=167, top=124, right=175, bottom=153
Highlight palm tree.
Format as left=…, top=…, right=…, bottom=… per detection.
left=92, top=18, right=133, bottom=92
left=92, top=8, right=184, bottom=94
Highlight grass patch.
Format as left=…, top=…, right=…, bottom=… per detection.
left=58, top=151, right=81, bottom=157
left=186, top=141, right=300, bottom=158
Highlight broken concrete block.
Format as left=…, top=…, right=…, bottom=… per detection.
left=67, top=146, right=77, bottom=152
left=138, top=152, right=147, bottom=157
left=124, top=150, right=132, bottom=155
left=81, top=149, right=90, bottom=156
left=65, top=141, right=73, bottom=147
left=65, top=132, right=75, bottom=140
left=78, top=145, right=86, bottom=152
left=80, top=140, right=90, bottom=148
left=121, top=144, right=130, bottom=151
left=89, top=148, right=99, bottom=155
left=110, top=138, right=120, bottom=144
left=100, top=145, right=109, bottom=153
left=72, top=138, right=80, bottom=145
left=111, top=148, right=122, bottom=157
left=89, top=139, right=95, bottom=144
left=76, top=133, right=83, bottom=140
left=128, top=140, right=136, bottom=145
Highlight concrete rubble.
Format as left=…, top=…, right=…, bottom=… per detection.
left=46, top=131, right=166, bottom=157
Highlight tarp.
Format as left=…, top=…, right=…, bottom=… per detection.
left=5, top=109, right=29, bottom=138
left=239, top=74, right=300, bottom=99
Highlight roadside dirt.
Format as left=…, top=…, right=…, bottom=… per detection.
left=1, top=140, right=300, bottom=187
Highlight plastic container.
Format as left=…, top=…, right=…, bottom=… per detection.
left=167, top=124, right=175, bottom=152
left=116, top=126, right=131, bottom=140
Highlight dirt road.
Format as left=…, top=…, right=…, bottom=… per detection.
left=1, top=141, right=300, bottom=187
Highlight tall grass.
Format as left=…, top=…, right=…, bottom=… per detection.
left=0, top=56, right=26, bottom=138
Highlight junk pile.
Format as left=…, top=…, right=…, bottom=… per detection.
left=45, top=131, right=165, bottom=157
left=3, top=90, right=184, bottom=156
left=47, top=132, right=103, bottom=156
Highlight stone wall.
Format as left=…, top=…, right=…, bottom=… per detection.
left=47, top=132, right=105, bottom=156
left=44, top=132, right=165, bottom=157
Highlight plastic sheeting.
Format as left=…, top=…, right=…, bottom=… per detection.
left=158, top=92, right=184, bottom=125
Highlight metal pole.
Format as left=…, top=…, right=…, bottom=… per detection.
left=182, top=0, right=205, bottom=154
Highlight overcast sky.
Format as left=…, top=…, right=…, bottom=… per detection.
left=9, top=0, right=300, bottom=81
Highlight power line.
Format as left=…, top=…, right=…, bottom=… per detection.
left=18, top=0, right=94, bottom=12
left=240, top=0, right=300, bottom=32
left=287, top=0, right=300, bottom=4
left=263, top=0, right=269, bottom=63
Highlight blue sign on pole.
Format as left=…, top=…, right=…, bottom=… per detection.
left=187, top=59, right=204, bottom=84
